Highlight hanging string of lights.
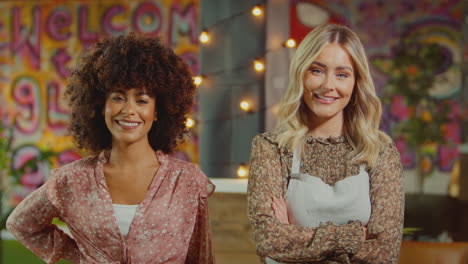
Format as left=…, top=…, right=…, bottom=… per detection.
left=184, top=3, right=297, bottom=177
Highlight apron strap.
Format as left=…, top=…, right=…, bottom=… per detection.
left=291, top=146, right=301, bottom=174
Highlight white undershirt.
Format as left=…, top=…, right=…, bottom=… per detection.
left=112, top=204, right=139, bottom=237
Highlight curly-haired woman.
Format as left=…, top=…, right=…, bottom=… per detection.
left=247, top=24, right=404, bottom=263
left=7, top=33, right=215, bottom=264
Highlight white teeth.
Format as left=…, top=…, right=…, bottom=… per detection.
left=118, top=121, right=139, bottom=127
left=316, top=94, right=335, bottom=101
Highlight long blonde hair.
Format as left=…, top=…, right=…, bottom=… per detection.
left=275, top=24, right=391, bottom=169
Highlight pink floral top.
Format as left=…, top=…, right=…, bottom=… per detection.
left=6, top=150, right=215, bottom=264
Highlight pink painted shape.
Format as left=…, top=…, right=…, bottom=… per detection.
left=57, top=150, right=82, bottom=166
left=47, top=80, right=69, bottom=130
left=102, top=5, right=127, bottom=35
left=438, top=145, right=459, bottom=172
left=13, top=147, right=46, bottom=190
left=180, top=52, right=199, bottom=75
left=78, top=5, right=99, bottom=46
left=12, top=78, right=40, bottom=134
left=46, top=9, right=72, bottom=41
left=132, top=2, right=162, bottom=37
left=444, top=122, right=461, bottom=143
left=391, top=95, right=411, bottom=120
left=0, top=21, right=7, bottom=51
left=395, top=138, right=415, bottom=168
left=51, top=48, right=71, bottom=78
left=11, top=6, right=41, bottom=70
left=169, top=3, right=197, bottom=45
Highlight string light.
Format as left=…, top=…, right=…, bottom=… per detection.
left=186, top=117, right=195, bottom=128
left=253, top=59, right=265, bottom=72
left=199, top=30, right=209, bottom=43
left=239, top=100, right=251, bottom=112
left=251, top=6, right=263, bottom=17
left=237, top=164, right=249, bottom=178
left=193, top=76, right=203, bottom=86
left=271, top=103, right=280, bottom=116
left=285, top=38, right=296, bottom=48
left=195, top=2, right=300, bottom=126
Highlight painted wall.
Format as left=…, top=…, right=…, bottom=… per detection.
left=0, top=0, right=199, bottom=220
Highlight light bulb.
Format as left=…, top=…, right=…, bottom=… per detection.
left=254, top=60, right=264, bottom=72
left=186, top=117, right=195, bottom=128
left=199, top=31, right=209, bottom=43
left=237, top=164, right=249, bottom=178
left=252, top=6, right=262, bottom=17
left=285, top=38, right=296, bottom=48
left=240, top=100, right=251, bottom=112
left=193, top=76, right=202, bottom=86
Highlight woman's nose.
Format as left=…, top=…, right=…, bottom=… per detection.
left=322, top=75, right=336, bottom=91
left=121, top=101, right=136, bottom=115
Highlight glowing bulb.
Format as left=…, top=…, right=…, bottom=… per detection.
left=186, top=117, right=195, bottom=128
left=199, top=31, right=209, bottom=43
left=252, top=6, right=263, bottom=16
left=237, top=164, right=249, bottom=178
left=240, top=100, right=251, bottom=112
left=193, top=76, right=202, bottom=86
left=285, top=38, right=296, bottom=48
left=271, top=103, right=280, bottom=116
left=254, top=60, right=265, bottom=72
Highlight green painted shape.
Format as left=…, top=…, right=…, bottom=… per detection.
left=2, top=240, right=71, bottom=264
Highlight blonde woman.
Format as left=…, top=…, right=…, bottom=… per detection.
left=247, top=24, right=404, bottom=264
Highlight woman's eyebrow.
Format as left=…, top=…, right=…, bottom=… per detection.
left=337, top=66, right=353, bottom=72
left=311, top=61, right=353, bottom=73
left=136, top=90, right=149, bottom=96
left=311, top=61, right=326, bottom=68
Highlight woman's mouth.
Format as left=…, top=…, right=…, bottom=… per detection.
left=314, top=94, right=338, bottom=103
left=116, top=120, right=140, bottom=128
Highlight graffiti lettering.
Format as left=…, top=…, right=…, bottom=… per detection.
left=11, top=76, right=41, bottom=134
left=0, top=21, right=7, bottom=52
left=132, top=2, right=163, bottom=37
left=51, top=48, right=71, bottom=78
left=78, top=5, right=99, bottom=46
left=11, top=145, right=50, bottom=192
left=47, top=80, right=69, bottom=132
left=102, top=5, right=127, bottom=35
left=169, top=3, right=197, bottom=45
left=46, top=8, right=72, bottom=41
left=11, top=6, right=41, bottom=70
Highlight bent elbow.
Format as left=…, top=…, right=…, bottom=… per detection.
left=6, top=212, right=19, bottom=235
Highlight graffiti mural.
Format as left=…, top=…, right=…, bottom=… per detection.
left=0, top=0, right=200, bottom=221
left=290, top=0, right=463, bottom=172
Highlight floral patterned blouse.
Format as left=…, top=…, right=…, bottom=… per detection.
left=7, top=150, right=215, bottom=264
left=247, top=132, right=404, bottom=264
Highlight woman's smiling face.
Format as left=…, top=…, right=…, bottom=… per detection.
left=104, top=88, right=156, bottom=146
left=302, top=43, right=356, bottom=124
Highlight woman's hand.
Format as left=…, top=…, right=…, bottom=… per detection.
left=362, top=226, right=369, bottom=241
left=271, top=197, right=290, bottom=224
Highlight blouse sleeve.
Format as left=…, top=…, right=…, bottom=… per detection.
left=6, top=171, right=81, bottom=264
left=350, top=143, right=404, bottom=264
left=185, top=168, right=215, bottom=264
left=247, top=135, right=365, bottom=263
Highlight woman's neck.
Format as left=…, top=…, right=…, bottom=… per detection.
left=307, top=113, right=344, bottom=138
left=107, top=141, right=159, bottom=170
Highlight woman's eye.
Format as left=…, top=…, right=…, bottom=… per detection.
left=337, top=73, right=348, bottom=78
left=137, top=99, right=148, bottom=104
left=311, top=68, right=323, bottom=74
left=112, top=96, right=124, bottom=101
